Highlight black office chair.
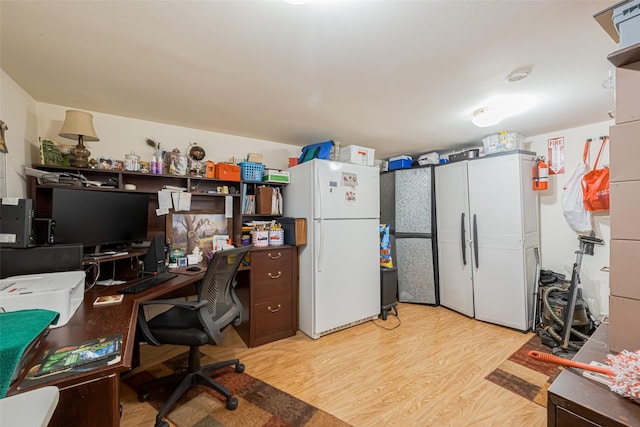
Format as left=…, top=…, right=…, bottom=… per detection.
left=135, top=245, right=252, bottom=427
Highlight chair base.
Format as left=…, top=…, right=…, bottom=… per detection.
left=138, top=346, right=245, bottom=427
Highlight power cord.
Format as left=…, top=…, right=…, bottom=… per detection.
left=372, top=306, right=401, bottom=330
left=84, top=262, right=100, bottom=291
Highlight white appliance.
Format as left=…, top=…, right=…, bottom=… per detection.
left=435, top=152, right=539, bottom=331
left=0, top=271, right=85, bottom=327
left=285, top=159, right=380, bottom=339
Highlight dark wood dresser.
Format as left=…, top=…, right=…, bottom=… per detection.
left=547, top=323, right=640, bottom=426
left=234, top=246, right=298, bottom=347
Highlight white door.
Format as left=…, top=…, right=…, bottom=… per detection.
left=312, top=218, right=380, bottom=337
left=435, top=162, right=474, bottom=317
left=314, top=161, right=380, bottom=220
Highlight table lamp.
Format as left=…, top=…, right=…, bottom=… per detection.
left=58, top=110, right=99, bottom=168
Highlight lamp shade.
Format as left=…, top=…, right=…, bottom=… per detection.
left=58, top=110, right=99, bottom=141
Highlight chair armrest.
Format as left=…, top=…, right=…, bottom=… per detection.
left=140, top=299, right=209, bottom=310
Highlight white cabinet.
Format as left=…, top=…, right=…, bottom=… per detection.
left=435, top=151, right=539, bottom=331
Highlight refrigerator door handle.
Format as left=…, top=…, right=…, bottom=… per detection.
left=473, top=214, right=479, bottom=269
left=317, top=219, right=324, bottom=272
left=460, top=212, right=467, bottom=265
left=317, top=168, right=323, bottom=219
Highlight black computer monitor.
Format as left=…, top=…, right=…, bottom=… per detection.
left=51, top=188, right=149, bottom=253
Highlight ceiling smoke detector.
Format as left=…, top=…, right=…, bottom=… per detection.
left=505, top=70, right=530, bottom=84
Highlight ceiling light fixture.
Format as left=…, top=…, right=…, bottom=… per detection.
left=471, top=94, right=536, bottom=128
left=472, top=107, right=503, bottom=128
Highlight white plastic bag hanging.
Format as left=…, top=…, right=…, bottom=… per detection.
left=562, top=141, right=592, bottom=233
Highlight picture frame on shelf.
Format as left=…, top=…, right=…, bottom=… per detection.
left=168, top=212, right=230, bottom=258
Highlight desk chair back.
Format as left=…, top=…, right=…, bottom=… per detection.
left=198, top=245, right=252, bottom=344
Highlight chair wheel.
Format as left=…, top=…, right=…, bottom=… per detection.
left=226, top=397, right=238, bottom=410
left=155, top=421, right=169, bottom=427
left=235, top=363, right=245, bottom=373
left=138, top=391, right=150, bottom=402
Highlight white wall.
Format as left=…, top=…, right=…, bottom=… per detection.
left=0, top=70, right=38, bottom=198
left=527, top=120, right=613, bottom=316
left=36, top=103, right=301, bottom=178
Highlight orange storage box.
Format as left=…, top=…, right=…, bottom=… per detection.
left=215, top=163, right=241, bottom=181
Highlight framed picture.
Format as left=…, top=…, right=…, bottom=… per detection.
left=168, top=212, right=230, bottom=257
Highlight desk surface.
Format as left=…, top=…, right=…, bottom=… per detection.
left=6, top=271, right=204, bottom=395
left=547, top=323, right=640, bottom=426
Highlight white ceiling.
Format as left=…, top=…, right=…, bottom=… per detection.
left=0, top=0, right=619, bottom=159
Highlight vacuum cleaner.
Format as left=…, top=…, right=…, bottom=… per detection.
left=534, top=233, right=603, bottom=357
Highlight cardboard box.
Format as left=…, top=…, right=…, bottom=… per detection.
left=610, top=239, right=640, bottom=300
left=609, top=295, right=640, bottom=352
left=610, top=121, right=640, bottom=182
left=279, top=217, right=306, bottom=246
left=338, top=145, right=375, bottom=166
left=613, top=0, right=640, bottom=48
left=615, top=62, right=640, bottom=125
left=610, top=181, right=640, bottom=240
left=262, top=170, right=290, bottom=183
left=255, top=187, right=274, bottom=214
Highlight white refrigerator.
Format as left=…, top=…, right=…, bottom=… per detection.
left=285, top=159, right=380, bottom=339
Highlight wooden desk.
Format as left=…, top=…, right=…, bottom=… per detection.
left=547, top=323, right=640, bottom=426
left=6, top=272, right=204, bottom=427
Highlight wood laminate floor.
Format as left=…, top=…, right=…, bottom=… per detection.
left=120, top=303, right=546, bottom=426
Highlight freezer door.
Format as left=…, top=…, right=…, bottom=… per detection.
left=395, top=237, right=437, bottom=304
left=314, top=161, right=380, bottom=220
left=312, top=218, right=380, bottom=336
left=435, top=162, right=474, bottom=317
left=395, top=167, right=432, bottom=234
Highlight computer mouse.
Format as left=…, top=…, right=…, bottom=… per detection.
left=186, top=266, right=201, bottom=272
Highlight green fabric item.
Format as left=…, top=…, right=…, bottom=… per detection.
left=0, top=309, right=59, bottom=398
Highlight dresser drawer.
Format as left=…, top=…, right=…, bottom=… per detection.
left=254, top=297, right=293, bottom=339
left=251, top=247, right=294, bottom=272
left=253, top=276, right=292, bottom=302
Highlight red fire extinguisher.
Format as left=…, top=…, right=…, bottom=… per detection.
left=533, top=157, right=548, bottom=190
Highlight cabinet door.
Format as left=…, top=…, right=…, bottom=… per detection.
left=395, top=167, right=432, bottom=234
left=467, top=154, right=525, bottom=240
left=467, top=154, right=535, bottom=331
left=435, top=162, right=474, bottom=317
left=472, top=240, right=529, bottom=330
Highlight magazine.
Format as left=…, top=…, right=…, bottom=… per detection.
left=25, top=335, right=122, bottom=380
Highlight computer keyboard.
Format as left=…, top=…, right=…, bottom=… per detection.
left=117, top=272, right=178, bottom=294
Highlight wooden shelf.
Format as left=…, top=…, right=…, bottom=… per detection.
left=608, top=41, right=640, bottom=67
left=29, top=164, right=245, bottom=246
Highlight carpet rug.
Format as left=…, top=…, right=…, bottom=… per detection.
left=123, top=351, right=351, bottom=427
left=485, top=334, right=564, bottom=407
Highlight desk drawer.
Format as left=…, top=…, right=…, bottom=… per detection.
left=254, top=297, right=293, bottom=339
left=251, top=247, right=294, bottom=272
left=253, top=274, right=292, bottom=302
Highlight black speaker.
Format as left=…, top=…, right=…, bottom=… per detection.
left=143, top=234, right=167, bottom=274
left=0, top=244, right=83, bottom=279
left=0, top=199, right=35, bottom=248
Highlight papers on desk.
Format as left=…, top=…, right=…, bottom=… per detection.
left=96, top=279, right=126, bottom=286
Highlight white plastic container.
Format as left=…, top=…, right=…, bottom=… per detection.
left=482, top=132, right=524, bottom=154
left=338, top=145, right=375, bottom=166
left=613, top=0, right=640, bottom=48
